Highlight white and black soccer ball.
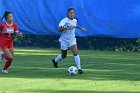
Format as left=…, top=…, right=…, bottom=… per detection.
left=68, top=66, right=78, bottom=76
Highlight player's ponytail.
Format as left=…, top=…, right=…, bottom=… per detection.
left=1, top=11, right=12, bottom=21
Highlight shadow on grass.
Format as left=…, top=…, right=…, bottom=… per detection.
left=21, top=89, right=140, bottom=93
left=0, top=50, right=140, bottom=81
left=0, top=66, right=140, bottom=81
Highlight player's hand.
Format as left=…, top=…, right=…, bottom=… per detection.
left=81, top=28, right=86, bottom=31
left=16, top=32, right=23, bottom=37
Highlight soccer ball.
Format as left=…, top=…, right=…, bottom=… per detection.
left=68, top=66, right=78, bottom=76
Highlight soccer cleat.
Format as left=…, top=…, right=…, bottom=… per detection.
left=52, top=59, right=58, bottom=68
left=2, top=70, right=8, bottom=74
left=78, top=69, right=83, bottom=74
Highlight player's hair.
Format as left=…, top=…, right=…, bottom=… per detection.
left=1, top=11, right=12, bottom=21
left=67, top=8, right=78, bottom=20
left=68, top=8, right=75, bottom=13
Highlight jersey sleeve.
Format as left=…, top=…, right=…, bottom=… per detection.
left=59, top=18, right=66, bottom=27
left=14, top=23, right=18, bottom=33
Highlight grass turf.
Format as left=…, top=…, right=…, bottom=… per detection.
left=0, top=48, right=140, bottom=93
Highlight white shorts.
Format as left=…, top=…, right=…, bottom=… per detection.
left=60, top=40, right=77, bottom=50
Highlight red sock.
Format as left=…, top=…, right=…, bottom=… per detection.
left=2, top=54, right=8, bottom=60
left=3, top=59, right=12, bottom=70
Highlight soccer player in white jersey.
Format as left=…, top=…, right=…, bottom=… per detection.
left=52, top=8, right=86, bottom=74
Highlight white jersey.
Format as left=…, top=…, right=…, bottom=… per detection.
left=59, top=17, right=77, bottom=43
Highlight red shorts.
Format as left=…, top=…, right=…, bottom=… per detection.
left=0, top=38, right=14, bottom=50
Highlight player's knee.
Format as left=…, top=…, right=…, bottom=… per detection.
left=8, top=56, right=13, bottom=60
left=12, top=54, right=15, bottom=57
left=62, top=55, right=67, bottom=59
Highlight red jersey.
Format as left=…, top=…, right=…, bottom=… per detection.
left=0, top=22, right=18, bottom=50
left=0, top=22, right=18, bottom=40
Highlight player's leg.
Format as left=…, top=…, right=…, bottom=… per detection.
left=52, top=50, right=67, bottom=68
left=52, top=42, right=68, bottom=68
left=2, top=49, right=13, bottom=73
left=55, top=50, right=67, bottom=62
left=0, top=52, right=4, bottom=62
left=9, top=48, right=14, bottom=58
left=0, top=41, right=4, bottom=62
left=70, top=44, right=83, bottom=74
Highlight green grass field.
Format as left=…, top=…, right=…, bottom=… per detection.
left=0, top=48, right=140, bottom=93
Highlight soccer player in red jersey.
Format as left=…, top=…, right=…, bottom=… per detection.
left=0, top=11, right=22, bottom=74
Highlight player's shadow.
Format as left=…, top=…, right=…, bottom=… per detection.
left=0, top=63, right=140, bottom=81
left=21, top=89, right=140, bottom=93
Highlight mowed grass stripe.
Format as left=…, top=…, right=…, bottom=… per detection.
left=0, top=48, right=140, bottom=93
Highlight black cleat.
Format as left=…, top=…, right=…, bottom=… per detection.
left=78, top=69, right=83, bottom=74
left=52, top=59, right=58, bottom=68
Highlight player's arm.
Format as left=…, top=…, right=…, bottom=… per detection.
left=14, top=23, right=23, bottom=37
left=58, top=26, right=73, bottom=32
left=58, top=18, right=73, bottom=32
left=76, top=25, right=86, bottom=31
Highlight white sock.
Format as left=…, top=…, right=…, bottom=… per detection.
left=74, top=55, right=81, bottom=69
left=55, top=55, right=63, bottom=62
